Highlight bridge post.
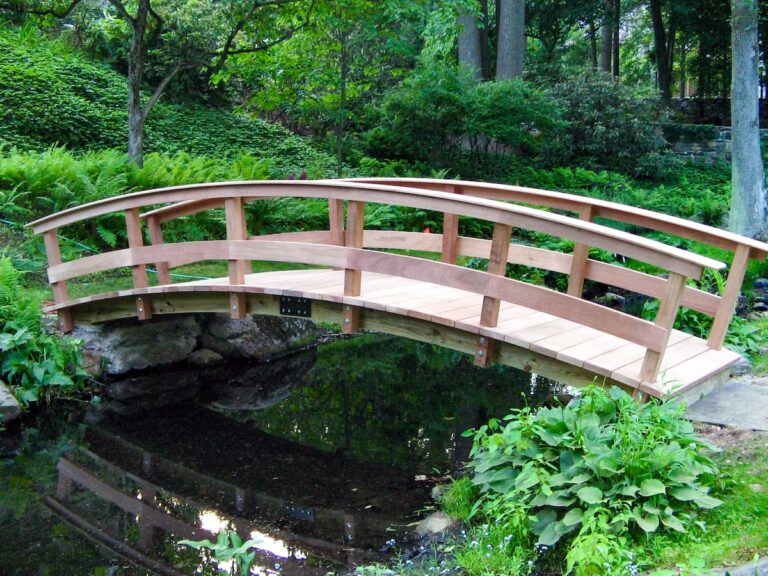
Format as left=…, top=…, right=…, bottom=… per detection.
left=566, top=204, right=595, bottom=297
left=475, top=223, right=512, bottom=367
left=225, top=197, right=249, bottom=319
left=441, top=184, right=460, bottom=264
left=125, top=208, right=152, bottom=321
left=640, top=271, right=687, bottom=383
left=43, top=230, right=74, bottom=332
left=342, top=200, right=365, bottom=333
left=707, top=244, right=750, bottom=349
left=145, top=215, right=171, bottom=285
left=329, top=199, right=345, bottom=246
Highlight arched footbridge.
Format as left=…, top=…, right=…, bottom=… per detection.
left=29, top=179, right=768, bottom=402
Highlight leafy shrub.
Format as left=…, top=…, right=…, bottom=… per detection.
left=0, top=26, right=337, bottom=178
left=545, top=69, right=673, bottom=177
left=460, top=386, right=721, bottom=574
left=0, top=257, right=87, bottom=406
left=370, top=62, right=564, bottom=168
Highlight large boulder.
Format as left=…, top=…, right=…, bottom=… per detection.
left=199, top=315, right=320, bottom=360
left=0, top=381, right=20, bottom=425
left=71, top=316, right=201, bottom=375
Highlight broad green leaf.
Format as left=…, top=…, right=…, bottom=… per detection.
left=576, top=486, right=603, bottom=504
left=546, top=491, right=576, bottom=507
left=619, top=484, right=639, bottom=496
left=562, top=508, right=583, bottom=527
left=515, top=466, right=539, bottom=491
left=669, top=486, right=701, bottom=501
left=537, top=520, right=569, bottom=546
left=660, top=514, right=685, bottom=532
left=568, top=473, right=591, bottom=484
left=640, top=479, right=666, bottom=496
left=693, top=494, right=722, bottom=509
left=632, top=508, right=660, bottom=532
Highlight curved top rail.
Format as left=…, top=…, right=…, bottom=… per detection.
left=27, top=180, right=722, bottom=280
left=344, top=177, right=768, bottom=259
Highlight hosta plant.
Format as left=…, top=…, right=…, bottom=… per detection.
left=466, top=386, right=721, bottom=548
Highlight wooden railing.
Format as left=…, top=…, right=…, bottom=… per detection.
left=28, top=180, right=763, bottom=384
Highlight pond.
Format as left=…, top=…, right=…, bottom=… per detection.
left=0, top=334, right=562, bottom=576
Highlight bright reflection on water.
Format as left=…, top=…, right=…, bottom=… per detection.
left=0, top=333, right=560, bottom=576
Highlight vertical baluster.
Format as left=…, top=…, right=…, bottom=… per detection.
left=125, top=208, right=152, bottom=321
left=441, top=184, right=460, bottom=264
left=342, top=200, right=365, bottom=333
left=43, top=229, right=74, bottom=332
left=226, top=197, right=248, bottom=319
left=639, top=271, right=687, bottom=383
left=566, top=204, right=595, bottom=297
left=475, top=222, right=512, bottom=367
left=707, top=244, right=750, bottom=349
left=329, top=199, right=345, bottom=246
left=146, top=215, right=171, bottom=285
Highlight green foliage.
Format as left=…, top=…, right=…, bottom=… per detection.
left=440, top=477, right=478, bottom=523
left=460, top=386, right=721, bottom=575
left=0, top=25, right=336, bottom=178
left=545, top=69, right=673, bottom=177
left=370, top=61, right=563, bottom=167
left=180, top=530, right=257, bottom=576
left=0, top=257, right=87, bottom=406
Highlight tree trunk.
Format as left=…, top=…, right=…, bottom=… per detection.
left=730, top=0, right=767, bottom=237
left=649, top=0, right=671, bottom=102
left=457, top=9, right=482, bottom=80
left=126, top=0, right=150, bottom=168
left=496, top=0, right=525, bottom=79
left=336, top=33, right=348, bottom=178
left=600, top=0, right=612, bottom=73
left=679, top=38, right=687, bottom=97
left=478, top=0, right=491, bottom=79
left=612, top=0, right=620, bottom=77
left=589, top=20, right=598, bottom=68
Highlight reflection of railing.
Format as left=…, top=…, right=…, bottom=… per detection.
left=28, top=179, right=767, bottom=387
left=49, top=435, right=382, bottom=576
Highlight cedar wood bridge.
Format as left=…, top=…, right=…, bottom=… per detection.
left=28, top=178, right=768, bottom=402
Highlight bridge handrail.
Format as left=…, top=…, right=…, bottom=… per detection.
left=28, top=180, right=743, bottom=384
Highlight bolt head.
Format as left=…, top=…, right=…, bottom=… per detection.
left=478, top=350, right=485, bottom=357
left=138, top=307, right=143, bottom=312
left=344, top=318, right=350, bottom=324
left=479, top=337, right=487, bottom=344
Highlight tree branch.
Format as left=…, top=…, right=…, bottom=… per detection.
left=106, top=0, right=135, bottom=25
left=141, top=61, right=196, bottom=118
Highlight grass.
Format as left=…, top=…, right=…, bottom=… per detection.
left=750, top=317, right=768, bottom=376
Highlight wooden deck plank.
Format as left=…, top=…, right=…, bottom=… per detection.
left=529, top=325, right=606, bottom=357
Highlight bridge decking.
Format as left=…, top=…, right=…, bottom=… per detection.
left=62, top=268, right=741, bottom=400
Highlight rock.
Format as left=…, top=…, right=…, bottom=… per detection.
left=749, top=483, right=764, bottom=493
left=747, top=312, right=766, bottom=321
left=753, top=278, right=768, bottom=290
left=430, top=485, right=447, bottom=502
left=200, top=315, right=320, bottom=361
left=107, top=371, right=200, bottom=401
left=70, top=316, right=201, bottom=375
left=0, top=382, right=20, bottom=425
left=752, top=302, right=768, bottom=313
left=415, top=512, right=455, bottom=537
left=186, top=348, right=223, bottom=367
left=595, top=292, right=626, bottom=309
left=81, top=350, right=103, bottom=379
left=730, top=356, right=753, bottom=377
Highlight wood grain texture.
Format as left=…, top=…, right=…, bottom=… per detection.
left=146, top=215, right=171, bottom=285
left=707, top=244, right=751, bottom=348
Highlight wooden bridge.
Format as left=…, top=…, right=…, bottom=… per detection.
left=28, top=178, right=768, bottom=401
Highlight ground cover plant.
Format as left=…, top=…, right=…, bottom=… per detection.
left=439, top=385, right=726, bottom=576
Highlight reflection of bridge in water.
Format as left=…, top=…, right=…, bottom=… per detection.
left=30, top=178, right=768, bottom=401
left=48, top=407, right=435, bottom=575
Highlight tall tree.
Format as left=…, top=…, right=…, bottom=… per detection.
left=496, top=0, right=525, bottom=78
left=457, top=5, right=483, bottom=80
left=730, top=0, right=767, bottom=237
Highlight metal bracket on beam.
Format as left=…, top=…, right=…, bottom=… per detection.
left=474, top=335, right=494, bottom=367
left=279, top=296, right=312, bottom=317
left=342, top=304, right=360, bottom=334
left=135, top=296, right=152, bottom=321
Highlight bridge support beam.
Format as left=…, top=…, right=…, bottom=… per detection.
left=226, top=198, right=249, bottom=320
left=125, top=208, right=152, bottom=321
left=475, top=223, right=512, bottom=367
left=44, top=230, right=74, bottom=333
left=640, top=271, right=687, bottom=384
left=343, top=201, right=365, bottom=334
left=566, top=205, right=595, bottom=298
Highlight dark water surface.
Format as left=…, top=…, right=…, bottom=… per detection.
left=0, top=334, right=560, bottom=576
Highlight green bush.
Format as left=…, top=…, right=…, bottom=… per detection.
left=456, top=385, right=722, bottom=575
left=0, top=257, right=87, bottom=406
left=370, top=62, right=564, bottom=168
left=545, top=70, right=674, bottom=177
